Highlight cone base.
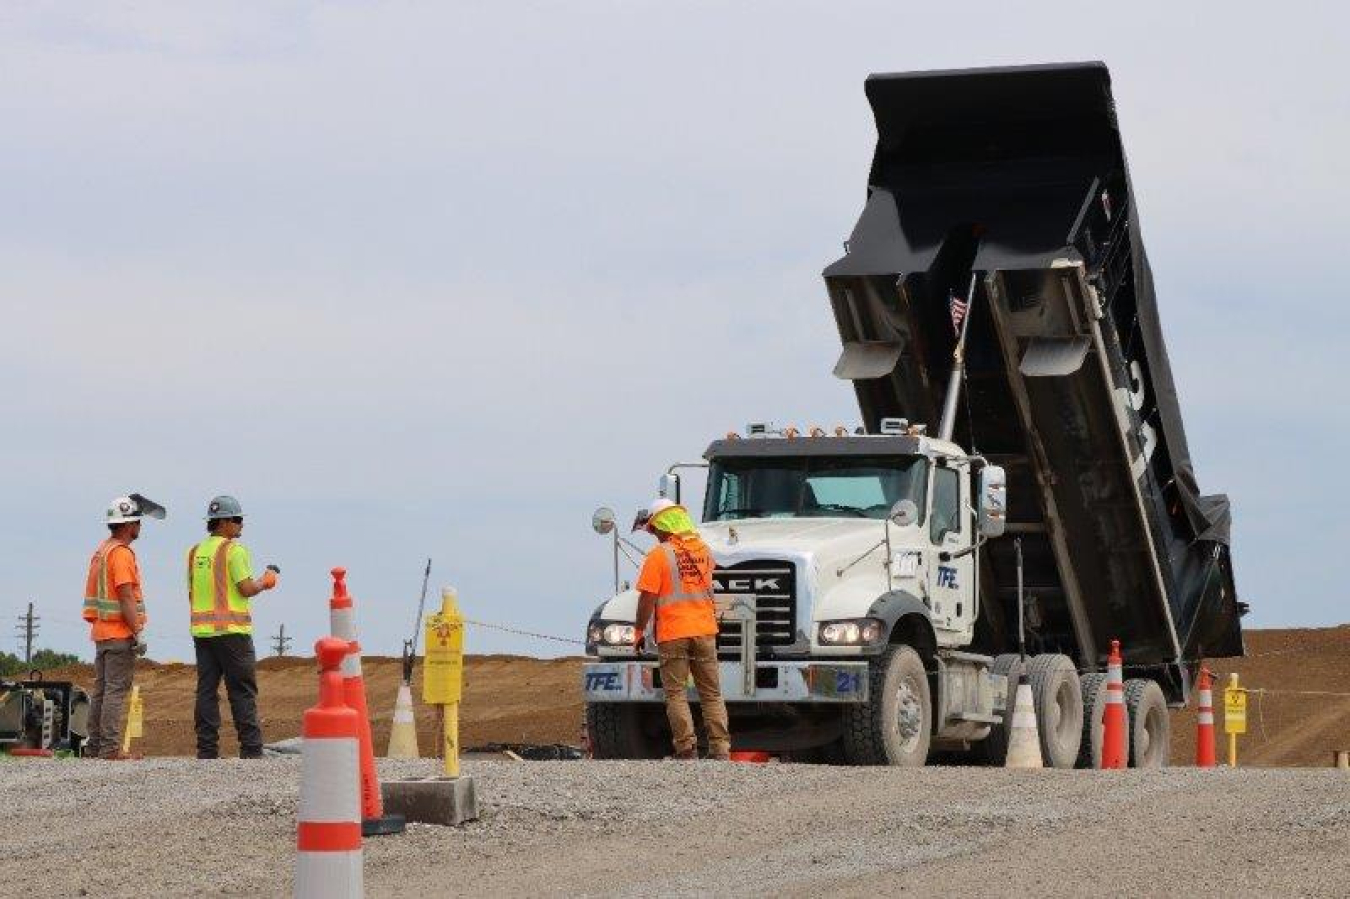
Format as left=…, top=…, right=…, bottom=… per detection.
left=362, top=813, right=406, bottom=836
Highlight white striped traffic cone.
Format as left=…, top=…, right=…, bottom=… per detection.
left=1004, top=673, right=1044, bottom=768
left=329, top=568, right=404, bottom=835
left=296, top=637, right=362, bottom=899
left=386, top=682, right=419, bottom=759
left=1101, top=639, right=1127, bottom=769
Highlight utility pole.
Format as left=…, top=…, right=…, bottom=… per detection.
left=16, top=602, right=39, bottom=664
left=271, top=623, right=292, bottom=657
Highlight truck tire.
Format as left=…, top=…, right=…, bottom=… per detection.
left=585, top=703, right=664, bottom=760
left=1076, top=673, right=1108, bottom=769
left=1124, top=678, right=1170, bottom=768
left=973, top=653, right=1024, bottom=766
left=1027, top=654, right=1083, bottom=768
left=842, top=645, right=932, bottom=766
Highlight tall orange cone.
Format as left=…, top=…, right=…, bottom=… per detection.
left=1101, top=639, right=1127, bottom=769
left=295, top=637, right=362, bottom=899
left=329, top=568, right=405, bottom=836
left=1195, top=667, right=1216, bottom=768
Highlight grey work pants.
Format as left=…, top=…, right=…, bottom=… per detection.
left=86, top=638, right=135, bottom=758
left=194, top=634, right=263, bottom=759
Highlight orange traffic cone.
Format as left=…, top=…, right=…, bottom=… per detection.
left=1101, top=639, right=1127, bottom=769
left=1195, top=667, right=1216, bottom=768
left=295, top=637, right=362, bottom=898
left=330, top=567, right=405, bottom=836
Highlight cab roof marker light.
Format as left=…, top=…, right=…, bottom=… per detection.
left=809, top=426, right=826, bottom=437
left=784, top=426, right=800, bottom=439
left=834, top=426, right=849, bottom=437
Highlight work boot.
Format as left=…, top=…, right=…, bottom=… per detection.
left=673, top=748, right=698, bottom=761
left=709, top=751, right=731, bottom=761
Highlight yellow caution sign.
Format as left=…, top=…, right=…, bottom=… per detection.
left=121, top=685, right=143, bottom=754
left=423, top=587, right=465, bottom=777
left=423, top=590, right=464, bottom=705
left=1224, top=685, right=1247, bottom=735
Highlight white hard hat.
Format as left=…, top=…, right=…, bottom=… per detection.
left=104, top=493, right=167, bottom=525
left=631, top=497, right=678, bottom=532
left=105, top=496, right=143, bottom=524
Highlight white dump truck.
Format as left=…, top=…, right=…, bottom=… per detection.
left=582, top=62, right=1244, bottom=767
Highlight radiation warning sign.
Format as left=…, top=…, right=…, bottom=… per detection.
left=423, top=609, right=464, bottom=705
left=1224, top=686, right=1247, bottom=735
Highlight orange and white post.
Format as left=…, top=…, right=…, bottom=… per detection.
left=1195, top=667, right=1216, bottom=768
left=423, top=587, right=465, bottom=778
left=329, top=567, right=403, bottom=835
left=1100, top=639, right=1127, bottom=769
left=295, top=637, right=362, bottom=899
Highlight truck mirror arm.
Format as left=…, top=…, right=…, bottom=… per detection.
left=939, top=536, right=987, bottom=563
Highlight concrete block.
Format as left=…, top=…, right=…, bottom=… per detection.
left=381, top=776, right=479, bottom=826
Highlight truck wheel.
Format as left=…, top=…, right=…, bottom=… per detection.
left=1027, top=654, right=1083, bottom=768
left=842, top=645, right=932, bottom=766
left=1076, top=673, right=1108, bottom=769
left=973, top=653, right=1024, bottom=766
left=1124, top=678, right=1170, bottom=768
left=585, top=703, right=664, bottom=760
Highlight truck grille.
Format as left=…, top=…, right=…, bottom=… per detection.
left=712, top=560, right=797, bottom=655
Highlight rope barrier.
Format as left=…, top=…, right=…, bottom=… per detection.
left=461, top=618, right=586, bottom=647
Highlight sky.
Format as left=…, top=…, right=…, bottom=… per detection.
left=2, top=2, right=1346, bottom=663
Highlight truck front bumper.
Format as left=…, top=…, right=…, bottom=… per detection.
left=582, top=660, right=870, bottom=703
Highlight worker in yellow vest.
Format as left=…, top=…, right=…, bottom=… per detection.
left=187, top=495, right=279, bottom=759
left=83, top=493, right=165, bottom=759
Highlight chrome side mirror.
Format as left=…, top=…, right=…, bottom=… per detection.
left=889, top=499, right=919, bottom=528
left=978, top=465, right=1007, bottom=538
left=659, top=472, right=681, bottom=504
left=591, top=506, right=616, bottom=535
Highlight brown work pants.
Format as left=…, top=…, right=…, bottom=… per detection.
left=658, top=635, right=730, bottom=757
left=86, top=638, right=135, bottom=758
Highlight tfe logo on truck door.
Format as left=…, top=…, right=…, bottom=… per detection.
left=936, top=566, right=959, bottom=589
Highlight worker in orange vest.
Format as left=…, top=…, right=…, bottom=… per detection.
left=632, top=498, right=730, bottom=760
left=82, top=493, right=165, bottom=759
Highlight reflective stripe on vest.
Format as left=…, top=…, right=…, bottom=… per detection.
left=188, top=539, right=253, bottom=635
left=652, top=541, right=718, bottom=642
left=83, top=539, right=145, bottom=624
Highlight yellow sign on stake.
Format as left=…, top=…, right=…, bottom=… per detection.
left=121, top=685, right=143, bottom=754
left=1224, top=672, right=1246, bottom=767
left=423, top=587, right=465, bottom=778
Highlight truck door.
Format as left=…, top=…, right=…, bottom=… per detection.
left=927, top=464, right=973, bottom=635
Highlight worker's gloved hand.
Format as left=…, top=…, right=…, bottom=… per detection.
left=260, top=569, right=279, bottom=590
left=131, top=635, right=148, bottom=657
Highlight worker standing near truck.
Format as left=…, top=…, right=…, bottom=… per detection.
left=632, top=498, right=731, bottom=760
left=83, top=494, right=164, bottom=759
left=187, top=495, right=279, bottom=759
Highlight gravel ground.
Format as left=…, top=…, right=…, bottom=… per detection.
left=3, top=758, right=1348, bottom=898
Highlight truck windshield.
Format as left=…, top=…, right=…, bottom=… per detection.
left=704, top=455, right=928, bottom=522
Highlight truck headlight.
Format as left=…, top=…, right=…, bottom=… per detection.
left=589, top=622, right=636, bottom=646
left=818, top=618, right=885, bottom=646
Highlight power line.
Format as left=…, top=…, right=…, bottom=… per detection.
left=15, top=601, right=39, bottom=664
left=271, top=623, right=293, bottom=657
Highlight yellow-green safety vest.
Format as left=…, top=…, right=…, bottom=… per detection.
left=187, top=537, right=253, bottom=637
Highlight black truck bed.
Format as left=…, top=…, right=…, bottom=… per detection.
left=822, top=63, right=1244, bottom=700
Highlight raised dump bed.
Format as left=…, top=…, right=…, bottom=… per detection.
left=823, top=62, right=1244, bottom=699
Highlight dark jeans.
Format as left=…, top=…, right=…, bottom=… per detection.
left=87, top=638, right=135, bottom=758
left=194, top=634, right=262, bottom=759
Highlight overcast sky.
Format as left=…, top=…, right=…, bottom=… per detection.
left=2, top=2, right=1346, bottom=663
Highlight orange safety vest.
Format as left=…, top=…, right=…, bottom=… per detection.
left=652, top=534, right=719, bottom=643
left=82, top=539, right=145, bottom=629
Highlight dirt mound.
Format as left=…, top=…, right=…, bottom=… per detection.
left=34, top=627, right=1350, bottom=765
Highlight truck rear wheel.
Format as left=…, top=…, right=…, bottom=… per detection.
left=973, top=653, right=1024, bottom=766
left=585, top=703, right=665, bottom=760
left=1124, top=678, right=1170, bottom=768
left=842, top=645, right=932, bottom=766
left=1027, top=654, right=1083, bottom=768
left=1076, top=672, right=1108, bottom=768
